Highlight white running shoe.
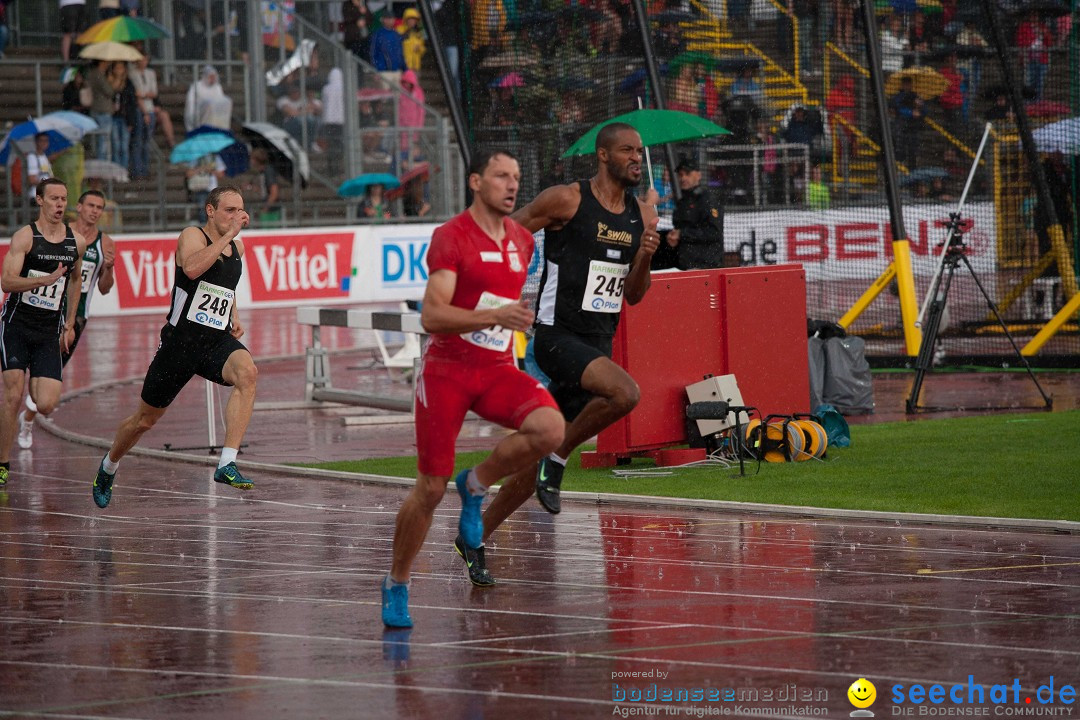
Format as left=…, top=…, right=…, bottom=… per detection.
left=17, top=411, right=33, bottom=449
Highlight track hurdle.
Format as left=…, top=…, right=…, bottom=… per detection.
left=297, top=306, right=425, bottom=411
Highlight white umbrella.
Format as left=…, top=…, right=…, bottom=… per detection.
left=1032, top=117, right=1080, bottom=155
left=84, top=159, right=131, bottom=183
left=79, top=41, right=145, bottom=62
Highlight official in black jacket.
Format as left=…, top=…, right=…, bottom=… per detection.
left=667, top=157, right=725, bottom=269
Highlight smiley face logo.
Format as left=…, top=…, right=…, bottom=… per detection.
left=848, top=678, right=877, bottom=709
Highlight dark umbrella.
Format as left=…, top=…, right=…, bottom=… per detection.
left=1008, top=0, right=1070, bottom=17
left=713, top=56, right=763, bottom=73
left=619, top=68, right=648, bottom=94
left=239, top=122, right=310, bottom=188
left=981, top=83, right=1037, bottom=101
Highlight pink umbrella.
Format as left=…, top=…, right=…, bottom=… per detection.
left=491, top=72, right=525, bottom=88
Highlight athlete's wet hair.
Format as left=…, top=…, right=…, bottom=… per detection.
left=78, top=190, right=106, bottom=204
left=37, top=177, right=66, bottom=198
left=206, top=185, right=243, bottom=209
left=595, top=122, right=637, bottom=154
left=469, top=148, right=518, bottom=177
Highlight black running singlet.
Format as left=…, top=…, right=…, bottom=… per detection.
left=164, top=228, right=242, bottom=339
left=1, top=223, right=80, bottom=333
left=534, top=180, right=643, bottom=337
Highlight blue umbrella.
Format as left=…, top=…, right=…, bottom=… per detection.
left=185, top=125, right=248, bottom=176
left=170, top=132, right=237, bottom=164
left=0, top=114, right=100, bottom=164
left=338, top=173, right=401, bottom=197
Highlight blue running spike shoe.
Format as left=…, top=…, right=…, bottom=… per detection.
left=454, top=534, right=496, bottom=587
left=455, top=468, right=484, bottom=548
left=536, top=456, right=564, bottom=514
left=214, top=462, right=254, bottom=489
left=381, top=576, right=413, bottom=628
left=92, top=456, right=115, bottom=508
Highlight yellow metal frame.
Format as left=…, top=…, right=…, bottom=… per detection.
left=1023, top=289, right=1080, bottom=355
left=838, top=239, right=922, bottom=356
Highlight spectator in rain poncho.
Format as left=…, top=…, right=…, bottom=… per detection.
left=184, top=65, right=233, bottom=132
left=399, top=68, right=425, bottom=160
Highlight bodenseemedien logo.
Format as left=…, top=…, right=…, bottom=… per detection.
left=849, top=678, right=877, bottom=717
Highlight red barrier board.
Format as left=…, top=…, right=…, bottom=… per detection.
left=585, top=264, right=809, bottom=467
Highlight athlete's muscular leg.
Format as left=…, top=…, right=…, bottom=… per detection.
left=390, top=473, right=449, bottom=583
left=26, top=377, right=63, bottom=415
left=556, top=356, right=640, bottom=457
left=107, top=400, right=168, bottom=463
left=481, top=463, right=536, bottom=542
left=1, top=369, right=27, bottom=462
left=474, top=407, right=563, bottom=487
left=220, top=349, right=258, bottom=451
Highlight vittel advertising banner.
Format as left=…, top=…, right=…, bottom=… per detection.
left=0, top=224, right=442, bottom=317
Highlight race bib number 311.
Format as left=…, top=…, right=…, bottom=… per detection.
left=186, top=280, right=234, bottom=330
left=461, top=291, right=516, bottom=352
left=26, top=269, right=67, bottom=313
left=582, top=259, right=629, bottom=313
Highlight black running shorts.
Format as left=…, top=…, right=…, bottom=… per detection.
left=532, top=324, right=613, bottom=422
left=0, top=318, right=64, bottom=381
left=140, top=326, right=249, bottom=409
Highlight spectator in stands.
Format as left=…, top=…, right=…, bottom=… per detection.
left=470, top=0, right=507, bottom=63
left=937, top=51, right=963, bottom=131
left=402, top=176, right=431, bottom=217
left=806, top=165, right=830, bottom=209
left=399, top=69, right=425, bottom=161
left=121, top=0, right=139, bottom=15
left=238, top=147, right=281, bottom=226
left=907, top=10, right=932, bottom=60
left=59, top=0, right=87, bottom=66
left=433, top=0, right=462, bottom=98
left=985, top=89, right=1013, bottom=124
left=107, top=60, right=137, bottom=173
left=98, top=0, right=121, bottom=20
left=955, top=20, right=987, bottom=122
left=371, top=11, right=406, bottom=80
left=782, top=105, right=820, bottom=151
left=343, top=0, right=374, bottom=60
left=1016, top=11, right=1052, bottom=101
left=889, top=75, right=922, bottom=169
left=751, top=117, right=781, bottom=204
left=319, top=67, right=345, bottom=174
left=0, top=0, right=12, bottom=60
left=130, top=51, right=175, bottom=148
left=184, top=65, right=233, bottom=132
left=86, top=59, right=115, bottom=159
left=654, top=15, right=685, bottom=60
left=791, top=0, right=819, bottom=76
left=185, top=152, right=226, bottom=223
left=25, top=133, right=53, bottom=202
left=730, top=64, right=765, bottom=110
left=590, top=0, right=623, bottom=55
left=128, top=54, right=158, bottom=181
left=398, top=7, right=426, bottom=75
left=277, top=80, right=322, bottom=149
left=359, top=182, right=392, bottom=220
left=880, top=13, right=908, bottom=73
left=831, top=0, right=856, bottom=51
left=826, top=73, right=856, bottom=184
left=61, top=65, right=92, bottom=114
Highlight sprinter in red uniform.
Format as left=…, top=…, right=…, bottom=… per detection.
left=381, top=149, right=564, bottom=628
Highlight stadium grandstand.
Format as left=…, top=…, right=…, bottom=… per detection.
left=1, top=0, right=1078, bottom=364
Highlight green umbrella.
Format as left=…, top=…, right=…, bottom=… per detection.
left=560, top=109, right=730, bottom=158
left=667, top=51, right=720, bottom=75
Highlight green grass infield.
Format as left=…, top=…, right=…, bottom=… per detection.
left=299, top=410, right=1080, bottom=522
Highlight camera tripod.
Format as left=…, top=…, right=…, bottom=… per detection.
left=905, top=213, right=1053, bottom=413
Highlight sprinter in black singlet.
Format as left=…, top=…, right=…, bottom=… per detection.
left=19, top=190, right=116, bottom=450
left=0, top=178, right=87, bottom=486
left=92, top=186, right=259, bottom=509
left=449, top=123, right=660, bottom=583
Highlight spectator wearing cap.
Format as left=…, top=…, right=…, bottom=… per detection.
left=398, top=7, right=426, bottom=75
left=667, top=157, right=726, bottom=270
left=371, top=12, right=407, bottom=81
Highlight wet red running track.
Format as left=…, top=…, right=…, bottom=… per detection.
left=2, top=308, right=1078, bottom=719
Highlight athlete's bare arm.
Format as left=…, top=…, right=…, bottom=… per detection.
left=229, top=238, right=246, bottom=339
left=0, top=226, right=66, bottom=294
left=420, top=269, right=534, bottom=335
left=97, top=232, right=116, bottom=295
left=624, top=198, right=660, bottom=306
left=178, top=211, right=248, bottom=280
left=510, top=183, right=581, bottom=234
